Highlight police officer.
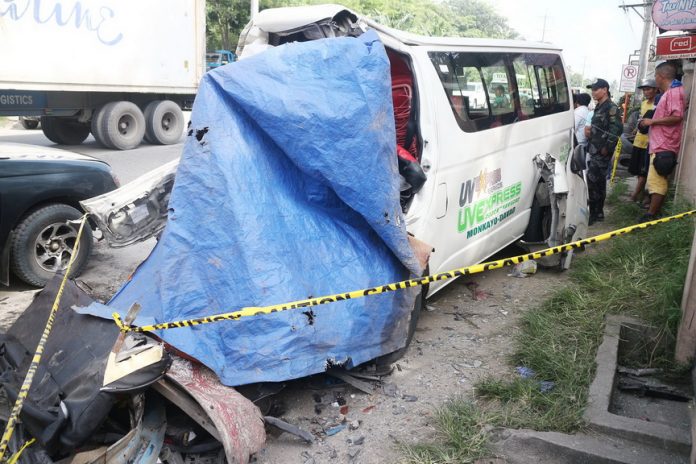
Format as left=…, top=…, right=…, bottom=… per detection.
left=585, top=78, right=622, bottom=225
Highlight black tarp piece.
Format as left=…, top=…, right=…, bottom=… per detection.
left=0, top=276, right=118, bottom=455
left=0, top=276, right=170, bottom=458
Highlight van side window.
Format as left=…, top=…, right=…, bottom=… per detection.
left=429, top=51, right=569, bottom=132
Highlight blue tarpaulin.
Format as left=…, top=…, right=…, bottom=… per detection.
left=81, top=31, right=421, bottom=386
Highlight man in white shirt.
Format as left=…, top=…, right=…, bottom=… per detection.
left=573, top=93, right=591, bottom=147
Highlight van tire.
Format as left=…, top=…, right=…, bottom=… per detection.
left=523, top=197, right=551, bottom=242
left=100, top=101, right=146, bottom=150
left=41, top=117, right=91, bottom=145
left=144, top=100, right=184, bottom=145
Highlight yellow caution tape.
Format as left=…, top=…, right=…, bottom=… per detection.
left=610, top=137, right=623, bottom=185
left=113, top=209, right=696, bottom=334
left=6, top=439, right=35, bottom=464
left=0, top=216, right=89, bottom=462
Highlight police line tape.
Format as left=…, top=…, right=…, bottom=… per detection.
left=610, top=137, right=623, bottom=186
left=0, top=216, right=89, bottom=462
left=113, top=208, right=696, bottom=334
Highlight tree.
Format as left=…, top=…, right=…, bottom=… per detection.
left=206, top=0, right=249, bottom=51
left=567, top=67, right=591, bottom=89
left=443, top=0, right=519, bottom=39
left=205, top=0, right=519, bottom=52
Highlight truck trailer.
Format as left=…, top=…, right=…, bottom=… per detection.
left=0, top=0, right=206, bottom=150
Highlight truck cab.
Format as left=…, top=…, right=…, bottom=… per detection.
left=206, top=50, right=237, bottom=71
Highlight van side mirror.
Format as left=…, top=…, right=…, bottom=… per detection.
left=570, top=144, right=586, bottom=174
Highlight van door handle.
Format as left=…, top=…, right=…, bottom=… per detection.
left=436, top=183, right=447, bottom=219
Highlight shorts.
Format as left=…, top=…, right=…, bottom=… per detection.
left=646, top=153, right=669, bottom=196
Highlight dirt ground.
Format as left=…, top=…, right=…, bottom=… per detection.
left=254, top=262, right=571, bottom=464
left=0, top=224, right=619, bottom=464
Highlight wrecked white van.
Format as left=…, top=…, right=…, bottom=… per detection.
left=85, top=5, right=588, bottom=297
left=236, top=5, right=589, bottom=295
left=81, top=4, right=589, bottom=367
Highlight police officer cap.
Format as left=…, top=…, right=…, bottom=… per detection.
left=637, top=78, right=657, bottom=89
left=586, top=78, right=610, bottom=90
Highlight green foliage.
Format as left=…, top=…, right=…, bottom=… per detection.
left=409, top=185, right=695, bottom=461
left=402, top=399, right=496, bottom=464
left=205, top=0, right=518, bottom=52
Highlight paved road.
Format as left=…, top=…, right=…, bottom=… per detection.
left=0, top=118, right=189, bottom=304
left=0, top=116, right=188, bottom=183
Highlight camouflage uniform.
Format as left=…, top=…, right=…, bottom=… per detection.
left=587, top=98, right=622, bottom=221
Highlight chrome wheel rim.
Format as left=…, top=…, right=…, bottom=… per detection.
left=34, top=221, right=78, bottom=272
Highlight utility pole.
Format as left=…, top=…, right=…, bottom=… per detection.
left=251, top=0, right=259, bottom=19
left=619, top=2, right=657, bottom=105
left=541, top=11, right=548, bottom=42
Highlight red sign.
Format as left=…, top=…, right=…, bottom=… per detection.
left=656, top=34, right=696, bottom=58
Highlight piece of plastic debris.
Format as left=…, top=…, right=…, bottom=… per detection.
left=508, top=260, right=537, bottom=278
left=331, top=402, right=340, bottom=408
left=516, top=366, right=536, bottom=378
left=325, top=424, right=347, bottom=436
left=350, top=436, right=365, bottom=446
left=339, top=405, right=349, bottom=415
left=361, top=405, right=375, bottom=414
left=540, top=381, right=555, bottom=393
left=349, top=420, right=360, bottom=430
left=516, top=366, right=555, bottom=393
left=265, top=416, right=314, bottom=443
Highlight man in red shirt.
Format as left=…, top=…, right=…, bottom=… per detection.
left=639, top=62, right=685, bottom=220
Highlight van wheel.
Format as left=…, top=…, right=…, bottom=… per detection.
left=10, top=204, right=93, bottom=287
left=41, top=117, right=91, bottom=145
left=523, top=197, right=551, bottom=242
left=143, top=100, right=184, bottom=145
left=100, top=101, right=146, bottom=150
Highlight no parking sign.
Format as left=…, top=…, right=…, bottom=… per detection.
left=619, top=64, right=639, bottom=92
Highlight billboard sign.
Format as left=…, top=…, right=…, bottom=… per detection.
left=652, top=1, right=696, bottom=31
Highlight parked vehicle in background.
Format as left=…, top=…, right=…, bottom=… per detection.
left=206, top=50, right=237, bottom=71
left=19, top=116, right=40, bottom=130
left=0, top=143, right=119, bottom=287
left=0, top=1, right=205, bottom=150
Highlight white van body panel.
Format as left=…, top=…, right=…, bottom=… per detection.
left=235, top=5, right=589, bottom=296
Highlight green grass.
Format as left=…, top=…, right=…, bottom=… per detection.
left=402, top=399, right=497, bottom=464
left=405, top=181, right=694, bottom=461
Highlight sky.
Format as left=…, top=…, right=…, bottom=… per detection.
left=487, top=0, right=647, bottom=87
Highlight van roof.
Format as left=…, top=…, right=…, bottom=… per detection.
left=250, top=4, right=562, bottom=53
left=366, top=19, right=562, bottom=52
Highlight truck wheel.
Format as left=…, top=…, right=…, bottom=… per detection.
left=100, top=101, right=146, bottom=150
left=10, top=204, right=93, bottom=287
left=41, top=117, right=90, bottom=145
left=91, top=105, right=115, bottom=149
left=144, top=100, right=184, bottom=145
left=20, top=118, right=39, bottom=130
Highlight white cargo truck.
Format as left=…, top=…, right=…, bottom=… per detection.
left=0, top=0, right=206, bottom=150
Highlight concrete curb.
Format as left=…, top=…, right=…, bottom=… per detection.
left=584, top=315, right=691, bottom=454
